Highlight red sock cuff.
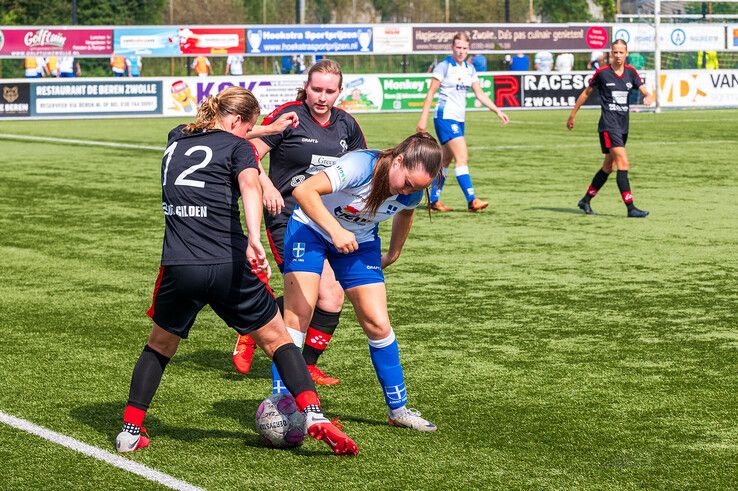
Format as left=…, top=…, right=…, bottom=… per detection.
left=305, top=327, right=333, bottom=351
left=294, top=391, right=320, bottom=412
left=123, top=405, right=146, bottom=427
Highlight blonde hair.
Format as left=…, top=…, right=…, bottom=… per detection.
left=183, top=86, right=260, bottom=134
left=296, top=59, right=343, bottom=101
left=363, top=133, right=442, bottom=217
left=452, top=32, right=471, bottom=45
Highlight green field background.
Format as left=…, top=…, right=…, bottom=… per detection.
left=0, top=109, right=736, bottom=490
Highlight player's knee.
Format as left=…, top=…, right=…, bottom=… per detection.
left=317, top=283, right=344, bottom=312
left=360, top=318, right=392, bottom=340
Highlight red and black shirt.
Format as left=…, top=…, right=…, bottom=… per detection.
left=589, top=64, right=643, bottom=133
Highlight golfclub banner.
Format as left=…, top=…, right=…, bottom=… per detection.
left=246, top=26, right=373, bottom=54
left=0, top=82, right=30, bottom=117
left=0, top=28, right=113, bottom=57
left=412, top=25, right=610, bottom=53
left=114, top=27, right=180, bottom=56
left=657, top=70, right=738, bottom=107
left=612, top=24, right=726, bottom=52
left=31, top=80, right=162, bottom=117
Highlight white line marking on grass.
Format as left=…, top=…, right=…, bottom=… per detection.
left=0, top=133, right=160, bottom=151
left=0, top=410, right=204, bottom=491
left=469, top=140, right=736, bottom=150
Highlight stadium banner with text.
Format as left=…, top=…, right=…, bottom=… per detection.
left=0, top=82, right=30, bottom=117
left=113, top=27, right=180, bottom=56
left=161, top=76, right=306, bottom=116
left=372, top=25, right=414, bottom=54
left=728, top=25, right=738, bottom=51
left=179, top=27, right=245, bottom=55
left=0, top=28, right=113, bottom=57
left=612, top=24, right=726, bottom=52
left=245, top=26, right=373, bottom=54
left=31, top=80, right=162, bottom=116
left=412, top=25, right=610, bottom=53
left=657, top=70, right=738, bottom=107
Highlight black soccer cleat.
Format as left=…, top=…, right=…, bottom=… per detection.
left=578, top=199, right=595, bottom=215
left=627, top=207, right=649, bottom=218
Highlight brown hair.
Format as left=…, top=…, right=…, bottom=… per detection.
left=612, top=39, right=628, bottom=49
left=452, top=32, right=471, bottom=45
left=296, top=59, right=343, bottom=101
left=363, top=132, right=443, bottom=216
left=183, top=86, right=260, bottom=134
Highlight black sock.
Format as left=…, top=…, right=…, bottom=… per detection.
left=273, top=343, right=317, bottom=397
left=616, top=170, right=635, bottom=211
left=583, top=169, right=610, bottom=202
left=302, top=307, right=340, bottom=366
left=127, top=345, right=170, bottom=411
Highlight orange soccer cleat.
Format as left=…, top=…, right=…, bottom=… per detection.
left=233, top=334, right=257, bottom=374
left=305, top=413, right=358, bottom=456
left=307, top=364, right=340, bottom=385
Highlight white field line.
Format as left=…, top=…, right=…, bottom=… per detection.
left=0, top=410, right=205, bottom=491
left=0, top=133, right=161, bottom=151
left=0, top=132, right=735, bottom=153
left=470, top=139, right=737, bottom=150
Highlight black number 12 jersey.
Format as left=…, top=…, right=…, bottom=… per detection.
left=159, top=125, right=259, bottom=265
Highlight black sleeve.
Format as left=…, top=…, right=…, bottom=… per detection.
left=630, top=68, right=643, bottom=90
left=346, top=116, right=367, bottom=150
left=231, top=140, right=259, bottom=180
left=588, top=71, right=601, bottom=92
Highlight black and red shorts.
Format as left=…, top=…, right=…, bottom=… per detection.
left=266, top=222, right=286, bottom=273
left=599, top=131, right=628, bottom=154
left=146, top=261, right=278, bottom=338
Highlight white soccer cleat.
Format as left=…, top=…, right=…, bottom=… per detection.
left=388, top=408, right=438, bottom=432
left=115, top=430, right=149, bottom=453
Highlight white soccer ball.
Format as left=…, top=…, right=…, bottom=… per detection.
left=255, top=393, right=306, bottom=448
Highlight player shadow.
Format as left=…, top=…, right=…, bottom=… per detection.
left=332, top=413, right=387, bottom=428
left=527, top=206, right=618, bottom=217
left=71, top=401, right=245, bottom=445
left=173, top=349, right=272, bottom=380
left=211, top=399, right=327, bottom=456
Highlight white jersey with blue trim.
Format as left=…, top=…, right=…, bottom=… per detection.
left=432, top=56, right=479, bottom=122
left=292, top=150, right=424, bottom=244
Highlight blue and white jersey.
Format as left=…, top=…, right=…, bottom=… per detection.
left=292, top=150, right=424, bottom=244
left=432, top=56, right=479, bottom=122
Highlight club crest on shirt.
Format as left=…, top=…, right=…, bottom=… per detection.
left=626, top=83, right=633, bottom=89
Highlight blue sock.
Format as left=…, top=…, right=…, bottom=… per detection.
left=430, top=168, right=448, bottom=203
left=368, top=330, right=407, bottom=410
left=454, top=165, right=476, bottom=203
left=271, top=327, right=305, bottom=394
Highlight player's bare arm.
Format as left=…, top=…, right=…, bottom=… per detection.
left=293, top=172, right=358, bottom=254
left=238, top=167, right=271, bottom=278
left=567, top=86, right=594, bottom=130
left=381, top=209, right=414, bottom=269
left=250, top=112, right=299, bottom=138
left=417, top=78, right=441, bottom=133
left=471, top=82, right=510, bottom=125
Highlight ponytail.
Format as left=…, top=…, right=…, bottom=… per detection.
left=183, top=86, right=260, bottom=134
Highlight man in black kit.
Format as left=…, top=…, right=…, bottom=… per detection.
left=568, top=39, right=653, bottom=218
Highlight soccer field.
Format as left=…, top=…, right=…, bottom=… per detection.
left=0, top=108, right=736, bottom=490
